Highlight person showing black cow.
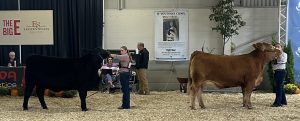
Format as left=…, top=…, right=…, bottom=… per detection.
left=22, top=48, right=109, bottom=111
left=111, top=46, right=131, bottom=109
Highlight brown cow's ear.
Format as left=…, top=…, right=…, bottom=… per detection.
left=253, top=43, right=265, bottom=51
left=253, top=43, right=258, bottom=49
left=258, top=43, right=265, bottom=51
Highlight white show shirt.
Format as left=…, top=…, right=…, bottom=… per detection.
left=272, top=52, right=287, bottom=70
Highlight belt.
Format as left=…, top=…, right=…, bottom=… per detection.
left=275, top=69, right=285, bottom=71
left=120, top=67, right=129, bottom=69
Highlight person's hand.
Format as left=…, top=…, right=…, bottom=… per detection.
left=271, top=60, right=277, bottom=64
left=98, top=69, right=102, bottom=76
left=110, top=54, right=117, bottom=58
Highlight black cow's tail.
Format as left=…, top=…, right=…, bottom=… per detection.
left=23, top=66, right=36, bottom=110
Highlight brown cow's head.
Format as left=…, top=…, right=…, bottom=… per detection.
left=253, top=42, right=281, bottom=62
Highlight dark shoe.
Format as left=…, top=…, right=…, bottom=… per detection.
left=117, top=106, right=130, bottom=109
left=271, top=104, right=282, bottom=107
left=145, top=91, right=150, bottom=95
left=137, top=91, right=144, bottom=95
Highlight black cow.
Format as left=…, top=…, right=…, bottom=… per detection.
left=23, top=48, right=109, bottom=111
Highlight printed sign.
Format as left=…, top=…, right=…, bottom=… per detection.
left=0, top=10, right=53, bottom=45
left=0, top=66, right=25, bottom=88
left=288, top=0, right=300, bottom=83
left=155, top=9, right=188, bottom=61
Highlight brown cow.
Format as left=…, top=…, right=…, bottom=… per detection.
left=188, top=42, right=281, bottom=110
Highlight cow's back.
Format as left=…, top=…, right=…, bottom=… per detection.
left=189, top=52, right=261, bottom=88
left=25, top=55, right=93, bottom=91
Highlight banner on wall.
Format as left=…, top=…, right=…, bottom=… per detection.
left=0, top=66, right=25, bottom=88
left=288, top=0, right=300, bottom=82
left=0, top=10, right=53, bottom=45
left=154, top=9, right=188, bottom=61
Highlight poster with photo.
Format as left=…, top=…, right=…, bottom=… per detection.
left=163, top=17, right=179, bottom=41
left=155, top=9, right=188, bottom=61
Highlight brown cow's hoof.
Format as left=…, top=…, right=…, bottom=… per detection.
left=242, top=104, right=246, bottom=107
left=200, top=106, right=206, bottom=109
left=190, top=106, right=196, bottom=110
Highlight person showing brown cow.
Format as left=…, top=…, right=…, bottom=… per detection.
left=188, top=42, right=281, bottom=110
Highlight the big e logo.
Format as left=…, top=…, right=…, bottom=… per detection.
left=2, top=19, right=21, bottom=35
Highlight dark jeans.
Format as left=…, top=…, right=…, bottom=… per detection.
left=273, top=69, right=287, bottom=106
left=120, top=72, right=130, bottom=108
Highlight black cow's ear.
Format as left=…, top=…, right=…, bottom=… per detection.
left=106, top=51, right=111, bottom=56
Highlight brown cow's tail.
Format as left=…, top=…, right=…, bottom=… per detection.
left=187, top=51, right=201, bottom=95
left=187, top=58, right=192, bottom=95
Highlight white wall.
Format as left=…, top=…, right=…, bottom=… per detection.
left=232, top=8, right=278, bottom=48
left=104, top=9, right=223, bottom=60
left=104, top=8, right=278, bottom=59
left=103, top=7, right=278, bottom=91
left=105, top=0, right=218, bottom=9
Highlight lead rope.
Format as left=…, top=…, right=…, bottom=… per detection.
left=86, top=54, right=105, bottom=98
left=86, top=91, right=100, bottom=98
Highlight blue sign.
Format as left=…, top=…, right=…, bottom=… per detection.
left=288, top=0, right=300, bottom=82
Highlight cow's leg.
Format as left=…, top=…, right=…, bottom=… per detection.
left=78, top=89, right=88, bottom=111
left=36, top=86, right=48, bottom=109
left=244, top=85, right=254, bottom=109
left=23, top=82, right=35, bottom=110
left=241, top=85, right=246, bottom=107
left=197, top=84, right=205, bottom=109
left=190, top=83, right=201, bottom=110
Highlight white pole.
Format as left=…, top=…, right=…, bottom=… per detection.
left=18, top=0, right=22, bottom=64
left=278, top=0, right=281, bottom=43
left=286, top=0, right=289, bottom=45
left=102, top=0, right=105, bottom=49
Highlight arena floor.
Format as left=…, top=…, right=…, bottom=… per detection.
left=0, top=91, right=300, bottom=121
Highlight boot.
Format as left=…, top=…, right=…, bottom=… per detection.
left=137, top=90, right=144, bottom=95
left=145, top=90, right=150, bottom=95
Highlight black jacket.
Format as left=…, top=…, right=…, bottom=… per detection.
left=135, top=48, right=149, bottom=69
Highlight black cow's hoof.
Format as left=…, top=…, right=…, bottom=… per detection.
left=23, top=107, right=28, bottom=111
left=82, top=108, right=88, bottom=111
left=43, top=107, right=48, bottom=110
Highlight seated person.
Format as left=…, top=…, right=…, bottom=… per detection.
left=8, top=50, right=17, bottom=67
left=98, top=57, right=119, bottom=88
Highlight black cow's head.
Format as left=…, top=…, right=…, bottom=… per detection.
left=81, top=48, right=109, bottom=69
left=81, top=48, right=110, bottom=87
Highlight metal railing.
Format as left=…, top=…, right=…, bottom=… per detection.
left=235, top=0, right=279, bottom=7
